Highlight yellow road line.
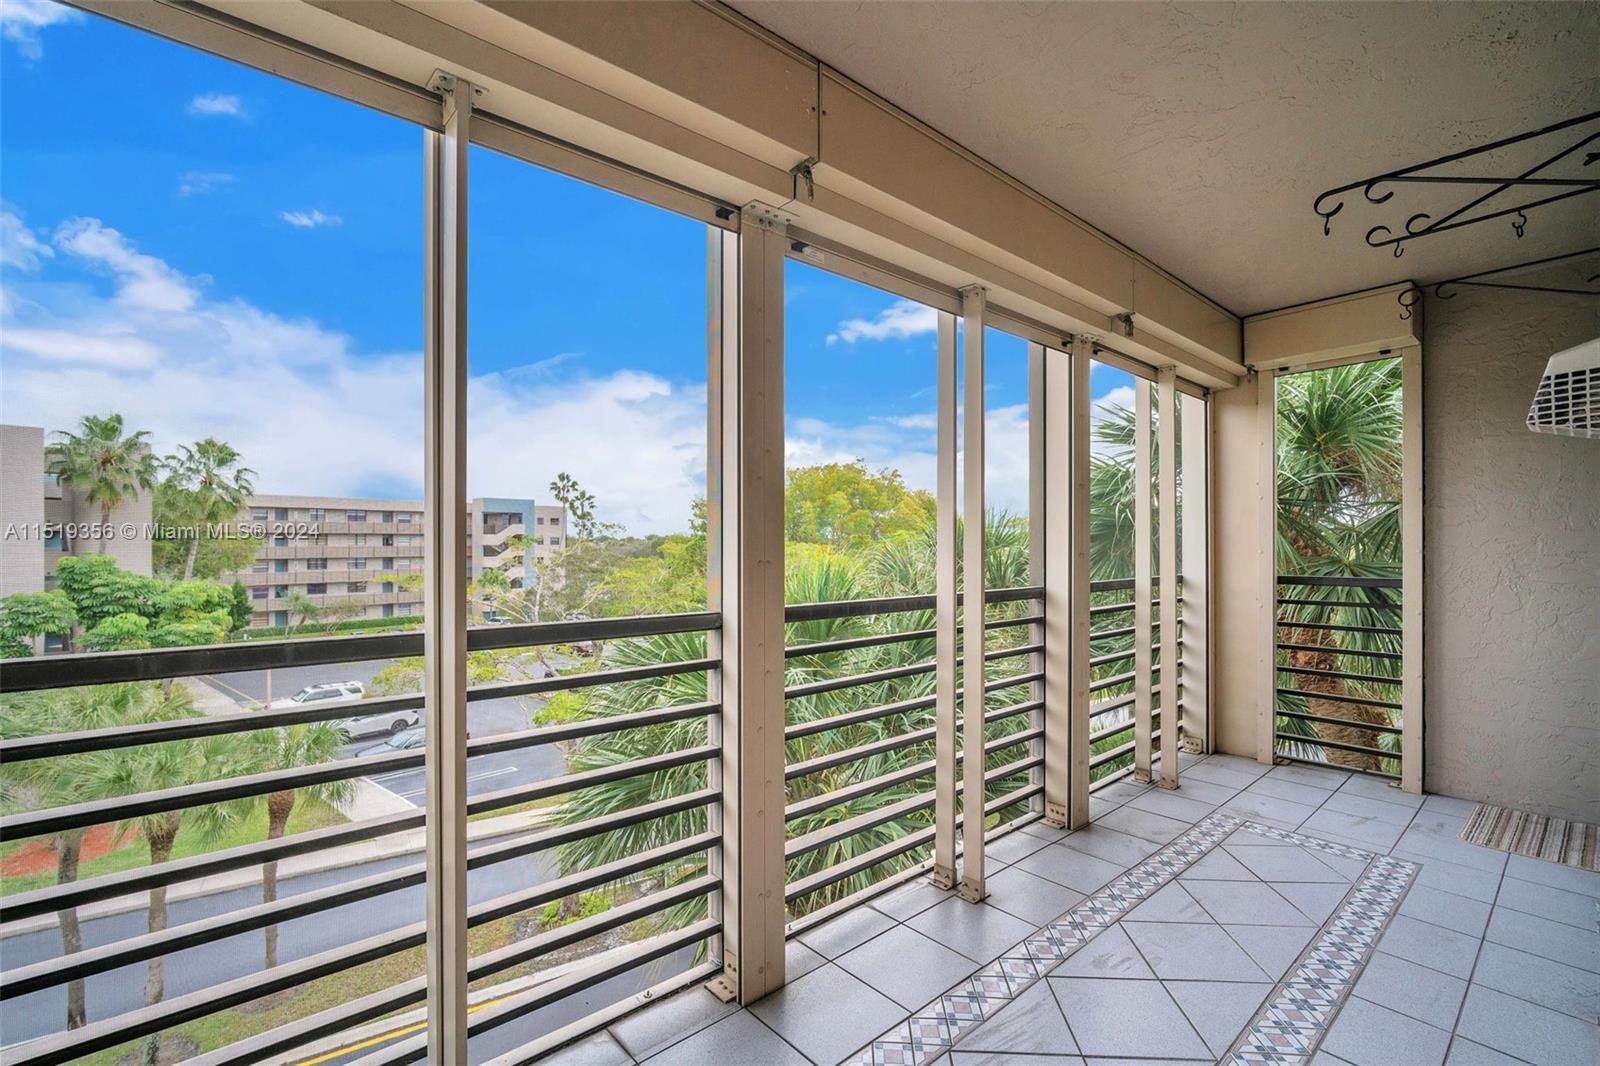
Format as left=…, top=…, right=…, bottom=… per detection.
left=292, top=988, right=527, bottom=1065
left=203, top=674, right=257, bottom=704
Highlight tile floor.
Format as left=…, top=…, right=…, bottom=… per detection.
left=538, top=753, right=1600, bottom=1066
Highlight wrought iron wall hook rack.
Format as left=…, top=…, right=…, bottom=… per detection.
left=1395, top=247, right=1600, bottom=320
left=1314, top=112, right=1600, bottom=257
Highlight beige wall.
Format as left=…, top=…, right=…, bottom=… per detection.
left=1421, top=288, right=1599, bottom=823
left=1209, top=372, right=1268, bottom=761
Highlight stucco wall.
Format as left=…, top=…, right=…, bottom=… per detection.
left=1422, top=288, right=1599, bottom=823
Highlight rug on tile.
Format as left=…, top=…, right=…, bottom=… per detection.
left=1460, top=802, right=1599, bottom=871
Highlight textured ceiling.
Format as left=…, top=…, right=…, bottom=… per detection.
left=727, top=1, right=1600, bottom=315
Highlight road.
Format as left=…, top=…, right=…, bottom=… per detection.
left=0, top=651, right=651, bottom=1054
left=0, top=842, right=558, bottom=1046
left=202, top=659, right=569, bottom=809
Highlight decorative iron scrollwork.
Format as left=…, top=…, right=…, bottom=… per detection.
left=1394, top=247, right=1600, bottom=320
left=1315, top=112, right=1600, bottom=257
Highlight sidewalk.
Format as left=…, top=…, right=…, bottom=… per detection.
left=0, top=805, right=554, bottom=939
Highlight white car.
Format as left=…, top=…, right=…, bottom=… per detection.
left=269, top=681, right=419, bottom=739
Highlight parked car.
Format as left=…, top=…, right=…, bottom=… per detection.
left=268, top=681, right=364, bottom=709
left=269, top=681, right=420, bottom=739
left=358, top=726, right=426, bottom=757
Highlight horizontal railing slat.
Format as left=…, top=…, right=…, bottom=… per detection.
left=0, top=611, right=720, bottom=693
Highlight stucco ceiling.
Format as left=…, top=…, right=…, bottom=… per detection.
left=727, top=1, right=1600, bottom=316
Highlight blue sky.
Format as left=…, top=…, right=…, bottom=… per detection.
left=0, top=2, right=1131, bottom=534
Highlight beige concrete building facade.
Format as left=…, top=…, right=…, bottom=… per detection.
left=224, top=494, right=565, bottom=627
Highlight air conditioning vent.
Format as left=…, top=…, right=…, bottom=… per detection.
left=1527, top=337, right=1600, bottom=439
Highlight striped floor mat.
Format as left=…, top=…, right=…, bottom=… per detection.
left=1460, top=803, right=1599, bottom=871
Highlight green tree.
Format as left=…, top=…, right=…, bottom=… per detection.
left=45, top=414, right=160, bottom=555
left=0, top=590, right=77, bottom=657
left=785, top=461, right=936, bottom=553
left=156, top=438, right=257, bottom=580
left=1272, top=360, right=1403, bottom=770
left=55, top=554, right=157, bottom=630
left=228, top=580, right=253, bottom=632
left=244, top=722, right=352, bottom=969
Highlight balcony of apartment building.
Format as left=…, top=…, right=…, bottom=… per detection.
left=0, top=4, right=1594, bottom=1066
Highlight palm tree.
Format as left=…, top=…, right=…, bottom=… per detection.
left=244, top=722, right=352, bottom=968
left=282, top=589, right=322, bottom=634
left=45, top=414, right=160, bottom=554
left=1273, top=360, right=1402, bottom=770
left=163, top=438, right=256, bottom=580
left=76, top=685, right=254, bottom=1066
left=542, top=512, right=1037, bottom=922
left=0, top=685, right=163, bottom=1030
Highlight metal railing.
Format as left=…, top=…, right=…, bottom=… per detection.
left=1086, top=578, right=1183, bottom=789
left=0, top=613, right=723, bottom=1065
left=1274, top=575, right=1402, bottom=778
left=780, top=586, right=1044, bottom=925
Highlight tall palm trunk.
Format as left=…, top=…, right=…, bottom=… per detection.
left=55, top=829, right=87, bottom=1030
left=183, top=532, right=200, bottom=581
left=262, top=790, right=295, bottom=969
left=99, top=500, right=112, bottom=556
left=142, top=812, right=181, bottom=1066
left=1289, top=630, right=1383, bottom=771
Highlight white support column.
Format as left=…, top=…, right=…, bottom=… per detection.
left=422, top=71, right=472, bottom=1065
left=703, top=226, right=736, bottom=971
left=707, top=205, right=787, bottom=1004
left=933, top=311, right=960, bottom=887
left=1042, top=342, right=1073, bottom=826
left=1256, top=369, right=1279, bottom=765
left=1179, top=391, right=1211, bottom=753
left=1026, top=342, right=1046, bottom=817
left=959, top=285, right=988, bottom=903
left=1067, top=337, right=1093, bottom=829
left=1400, top=344, right=1424, bottom=795
left=1157, top=368, right=1180, bottom=789
left=1133, top=379, right=1154, bottom=783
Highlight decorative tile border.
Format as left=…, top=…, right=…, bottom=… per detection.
left=843, top=812, right=1242, bottom=1066
left=842, top=814, right=1416, bottom=1066
left=1225, top=838, right=1418, bottom=1065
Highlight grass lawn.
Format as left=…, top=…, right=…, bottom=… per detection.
left=0, top=801, right=347, bottom=896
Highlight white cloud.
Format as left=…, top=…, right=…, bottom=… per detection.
left=0, top=0, right=79, bottom=59
left=1, top=209, right=52, bottom=270
left=280, top=209, right=342, bottom=229
left=178, top=171, right=234, bottom=198
left=187, top=93, right=245, bottom=118
left=1090, top=384, right=1135, bottom=458
left=826, top=299, right=939, bottom=345
left=0, top=215, right=712, bottom=534
left=53, top=217, right=199, bottom=312
left=782, top=402, right=1033, bottom=515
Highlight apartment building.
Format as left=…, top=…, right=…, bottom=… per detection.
left=225, top=494, right=565, bottom=627
left=0, top=423, right=153, bottom=601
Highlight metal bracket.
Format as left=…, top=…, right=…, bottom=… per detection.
left=958, top=879, right=989, bottom=904
left=427, top=70, right=486, bottom=100
left=790, top=157, right=818, bottom=203
left=706, top=972, right=738, bottom=1003
left=931, top=865, right=957, bottom=890
left=742, top=201, right=794, bottom=232
left=1044, top=801, right=1068, bottom=828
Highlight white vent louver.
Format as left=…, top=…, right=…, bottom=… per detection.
left=1527, top=337, right=1600, bottom=439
